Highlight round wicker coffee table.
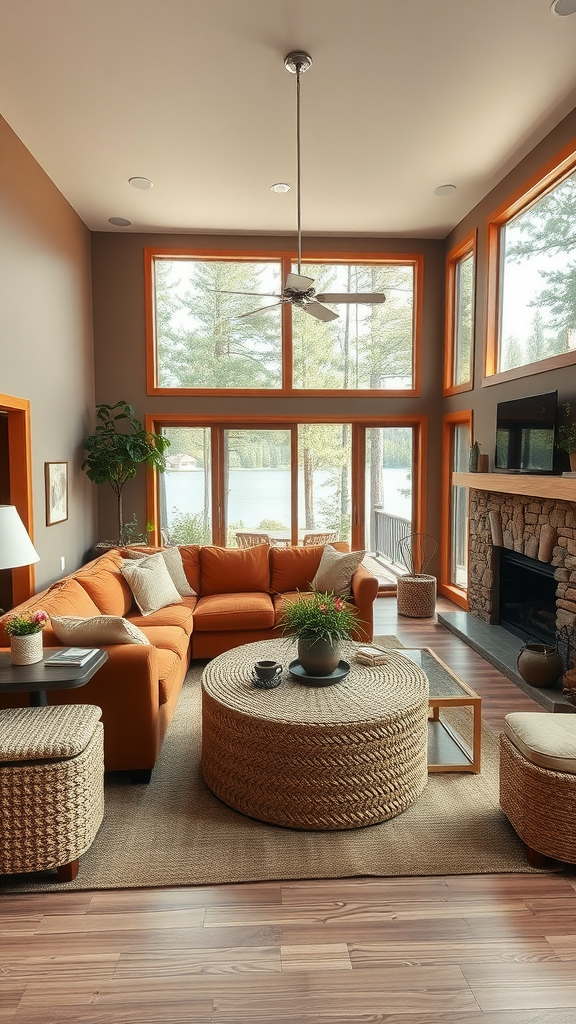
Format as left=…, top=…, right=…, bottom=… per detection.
left=201, top=639, right=429, bottom=830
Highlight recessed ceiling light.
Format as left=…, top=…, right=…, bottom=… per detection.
left=271, top=182, right=291, bottom=193
left=551, top=0, right=576, bottom=15
left=128, top=176, right=154, bottom=190
left=108, top=217, right=132, bottom=227
left=434, top=183, right=457, bottom=197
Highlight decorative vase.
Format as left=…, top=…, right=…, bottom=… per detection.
left=469, top=441, right=480, bottom=472
left=10, top=632, right=43, bottom=666
left=517, top=643, right=563, bottom=688
left=297, top=637, right=340, bottom=676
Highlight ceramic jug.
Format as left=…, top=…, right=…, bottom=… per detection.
left=517, top=642, right=563, bottom=688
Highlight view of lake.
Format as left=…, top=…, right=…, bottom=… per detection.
left=163, top=467, right=411, bottom=531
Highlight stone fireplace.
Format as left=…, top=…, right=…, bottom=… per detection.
left=468, top=488, right=576, bottom=641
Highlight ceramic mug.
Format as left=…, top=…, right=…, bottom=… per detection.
left=253, top=660, right=282, bottom=688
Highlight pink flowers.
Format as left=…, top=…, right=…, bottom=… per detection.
left=5, top=609, right=49, bottom=637
left=335, top=598, right=345, bottom=612
left=319, top=604, right=328, bottom=612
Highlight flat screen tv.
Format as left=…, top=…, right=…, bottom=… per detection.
left=495, top=392, right=558, bottom=474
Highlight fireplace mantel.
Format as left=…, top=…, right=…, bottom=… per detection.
left=453, top=472, right=576, bottom=503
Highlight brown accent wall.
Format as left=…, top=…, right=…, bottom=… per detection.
left=443, top=106, right=576, bottom=456
left=0, top=115, right=97, bottom=590
left=90, top=233, right=445, bottom=554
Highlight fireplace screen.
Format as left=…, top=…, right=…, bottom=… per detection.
left=499, top=549, right=557, bottom=645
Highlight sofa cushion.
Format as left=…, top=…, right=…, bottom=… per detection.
left=156, top=648, right=182, bottom=706
left=137, top=625, right=190, bottom=659
left=504, top=712, right=576, bottom=774
left=120, top=553, right=182, bottom=616
left=179, top=546, right=201, bottom=595
left=312, top=545, right=366, bottom=596
left=200, top=544, right=270, bottom=596
left=75, top=551, right=134, bottom=617
left=50, top=614, right=150, bottom=646
left=0, top=578, right=103, bottom=648
left=269, top=542, right=349, bottom=594
left=273, top=591, right=315, bottom=626
left=193, top=592, right=274, bottom=632
left=120, top=546, right=196, bottom=597
left=127, top=599, right=195, bottom=634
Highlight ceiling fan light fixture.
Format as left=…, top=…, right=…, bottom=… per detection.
left=129, top=176, right=153, bottom=190
left=434, top=183, right=457, bottom=197
left=551, top=0, right=576, bottom=15
left=271, top=182, right=291, bottom=193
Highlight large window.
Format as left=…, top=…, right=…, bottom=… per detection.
left=485, top=146, right=576, bottom=382
left=153, top=418, right=424, bottom=553
left=147, top=251, right=421, bottom=394
left=444, top=233, right=475, bottom=394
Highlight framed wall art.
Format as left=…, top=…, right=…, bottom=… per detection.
left=45, top=462, right=68, bottom=525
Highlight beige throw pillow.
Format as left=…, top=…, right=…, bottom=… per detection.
left=50, top=614, right=150, bottom=645
left=311, top=544, right=365, bottom=596
left=120, top=547, right=196, bottom=596
left=120, top=552, right=182, bottom=616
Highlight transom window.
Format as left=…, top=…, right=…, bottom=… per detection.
left=444, top=233, right=475, bottom=395
left=147, top=251, right=420, bottom=394
left=485, top=147, right=576, bottom=381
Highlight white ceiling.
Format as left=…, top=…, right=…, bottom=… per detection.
left=1, top=0, right=576, bottom=238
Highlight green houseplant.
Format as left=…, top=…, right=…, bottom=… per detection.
left=82, top=401, right=171, bottom=546
left=280, top=590, right=359, bottom=676
left=5, top=609, right=49, bottom=665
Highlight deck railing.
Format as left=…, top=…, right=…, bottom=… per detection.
left=373, top=508, right=411, bottom=567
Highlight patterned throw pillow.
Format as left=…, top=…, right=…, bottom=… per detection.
left=120, top=552, right=182, bottom=616
left=311, top=545, right=366, bottom=596
left=50, top=614, right=150, bottom=645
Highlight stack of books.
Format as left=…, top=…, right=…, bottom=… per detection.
left=44, top=648, right=99, bottom=668
left=355, top=644, right=392, bottom=667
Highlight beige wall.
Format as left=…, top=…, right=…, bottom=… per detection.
left=443, top=106, right=576, bottom=459
left=90, top=233, right=445, bottom=550
left=0, top=115, right=97, bottom=590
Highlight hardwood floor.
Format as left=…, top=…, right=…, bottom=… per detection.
left=1, top=597, right=576, bottom=1023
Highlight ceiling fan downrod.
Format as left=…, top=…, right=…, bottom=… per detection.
left=284, top=51, right=312, bottom=277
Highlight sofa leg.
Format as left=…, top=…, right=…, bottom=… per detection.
left=57, top=859, right=79, bottom=882
left=130, top=768, right=153, bottom=784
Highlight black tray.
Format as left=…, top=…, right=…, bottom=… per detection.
left=288, top=659, right=350, bottom=687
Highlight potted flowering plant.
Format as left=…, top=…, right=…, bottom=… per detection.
left=280, top=590, right=360, bottom=676
left=5, top=609, right=49, bottom=665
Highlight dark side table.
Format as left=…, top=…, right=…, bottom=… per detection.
left=0, top=649, right=108, bottom=706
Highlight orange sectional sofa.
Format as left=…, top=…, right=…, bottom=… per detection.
left=0, top=543, right=378, bottom=781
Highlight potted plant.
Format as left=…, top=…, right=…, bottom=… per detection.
left=5, top=609, right=49, bottom=665
left=82, top=401, right=171, bottom=546
left=556, top=402, right=576, bottom=472
left=396, top=532, right=439, bottom=618
left=280, top=590, right=360, bottom=676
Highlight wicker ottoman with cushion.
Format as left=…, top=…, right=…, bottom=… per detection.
left=0, top=704, right=104, bottom=881
left=499, top=711, right=576, bottom=866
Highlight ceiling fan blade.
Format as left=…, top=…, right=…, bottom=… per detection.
left=209, top=289, right=282, bottom=298
left=236, top=302, right=283, bottom=319
left=301, top=301, right=340, bottom=322
left=285, top=272, right=315, bottom=292
left=315, top=292, right=386, bottom=304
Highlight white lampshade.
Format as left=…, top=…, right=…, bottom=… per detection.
left=0, top=505, right=40, bottom=570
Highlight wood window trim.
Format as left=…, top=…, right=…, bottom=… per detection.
left=439, top=410, right=471, bottom=611
left=144, top=247, right=423, bottom=398
left=484, top=139, right=576, bottom=384
left=145, top=413, right=427, bottom=550
left=0, top=393, right=35, bottom=603
left=443, top=231, right=476, bottom=396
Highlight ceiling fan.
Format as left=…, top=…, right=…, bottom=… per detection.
left=217, top=51, right=386, bottom=323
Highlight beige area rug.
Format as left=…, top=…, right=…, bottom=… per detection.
left=1, top=636, right=537, bottom=893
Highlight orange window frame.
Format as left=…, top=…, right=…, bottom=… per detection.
left=484, top=140, right=576, bottom=386
left=439, top=410, right=472, bottom=610
left=144, top=247, right=424, bottom=398
left=145, top=413, right=427, bottom=552
left=443, top=231, right=476, bottom=396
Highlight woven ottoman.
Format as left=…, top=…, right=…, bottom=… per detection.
left=0, top=704, right=104, bottom=881
left=500, top=712, right=576, bottom=866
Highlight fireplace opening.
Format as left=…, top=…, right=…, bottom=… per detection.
left=499, top=548, right=557, bottom=645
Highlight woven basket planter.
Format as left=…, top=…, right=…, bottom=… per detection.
left=10, top=632, right=43, bottom=665
left=396, top=574, right=437, bottom=618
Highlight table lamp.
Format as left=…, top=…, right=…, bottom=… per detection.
left=0, top=505, right=40, bottom=570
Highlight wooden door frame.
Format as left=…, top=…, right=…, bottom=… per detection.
left=439, top=410, right=472, bottom=610
left=0, top=393, right=35, bottom=603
